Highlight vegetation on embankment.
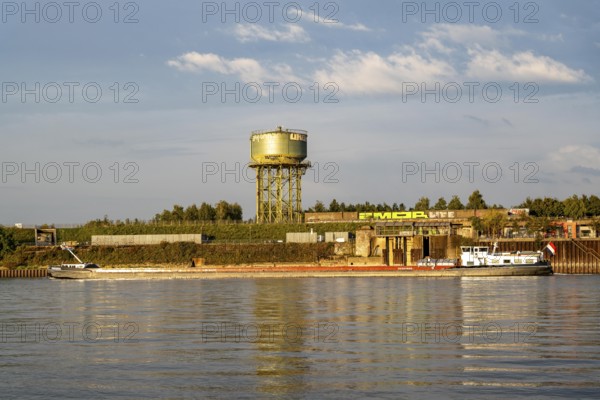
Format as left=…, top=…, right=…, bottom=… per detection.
left=6, top=222, right=362, bottom=246
left=2, top=242, right=335, bottom=268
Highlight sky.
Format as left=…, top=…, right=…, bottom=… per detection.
left=1, top=0, right=599, bottom=225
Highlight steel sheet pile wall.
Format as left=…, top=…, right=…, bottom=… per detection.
left=0, top=269, right=48, bottom=278
left=487, top=240, right=600, bottom=274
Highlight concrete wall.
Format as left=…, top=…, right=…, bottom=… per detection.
left=305, top=212, right=358, bottom=223
left=286, top=232, right=318, bottom=243
left=92, top=234, right=205, bottom=246
left=325, top=232, right=350, bottom=242
left=355, top=227, right=375, bottom=257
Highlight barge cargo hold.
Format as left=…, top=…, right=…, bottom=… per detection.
left=47, top=264, right=553, bottom=280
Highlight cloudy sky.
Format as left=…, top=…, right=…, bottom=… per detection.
left=1, top=0, right=599, bottom=224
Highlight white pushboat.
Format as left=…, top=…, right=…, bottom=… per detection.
left=460, top=243, right=550, bottom=267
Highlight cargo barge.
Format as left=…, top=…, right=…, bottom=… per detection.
left=46, top=265, right=552, bottom=279
left=47, top=244, right=553, bottom=279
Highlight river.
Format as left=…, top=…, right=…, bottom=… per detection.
left=1, top=276, right=599, bottom=399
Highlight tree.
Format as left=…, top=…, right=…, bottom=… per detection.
left=519, top=197, right=535, bottom=213
left=563, top=195, right=586, bottom=219
left=171, top=205, right=185, bottom=221
left=159, top=209, right=172, bottom=222
left=469, top=216, right=484, bottom=238
left=524, top=216, right=552, bottom=238
left=542, top=197, right=564, bottom=217
left=391, top=202, right=406, bottom=211
left=184, top=204, right=199, bottom=221
left=329, top=199, right=341, bottom=212
left=0, top=227, right=16, bottom=258
left=509, top=218, right=520, bottom=237
left=356, top=201, right=376, bottom=212
left=376, top=203, right=391, bottom=211
left=414, top=197, right=430, bottom=211
left=585, top=195, right=600, bottom=217
left=519, top=197, right=563, bottom=217
left=198, top=202, right=216, bottom=221
left=215, top=200, right=230, bottom=221
left=228, top=203, right=243, bottom=221
left=466, top=190, right=487, bottom=210
left=313, top=200, right=326, bottom=213
left=483, top=212, right=508, bottom=238
left=433, top=197, right=447, bottom=210
left=448, top=195, right=464, bottom=210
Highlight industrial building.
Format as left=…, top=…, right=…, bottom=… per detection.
left=353, top=222, right=461, bottom=266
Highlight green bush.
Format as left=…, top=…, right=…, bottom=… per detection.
left=5, top=242, right=335, bottom=267
left=51, top=222, right=361, bottom=243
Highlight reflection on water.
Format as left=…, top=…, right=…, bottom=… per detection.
left=252, top=279, right=309, bottom=397
left=1, top=276, right=599, bottom=399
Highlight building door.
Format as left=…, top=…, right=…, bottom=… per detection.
left=423, top=236, right=430, bottom=258
left=393, top=249, right=403, bottom=265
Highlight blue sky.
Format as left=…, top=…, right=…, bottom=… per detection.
left=1, top=0, right=599, bottom=224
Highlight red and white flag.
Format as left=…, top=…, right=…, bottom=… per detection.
left=546, top=242, right=557, bottom=256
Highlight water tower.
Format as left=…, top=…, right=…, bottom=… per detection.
left=250, top=126, right=310, bottom=223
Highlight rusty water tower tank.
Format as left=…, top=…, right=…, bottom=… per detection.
left=250, top=126, right=307, bottom=165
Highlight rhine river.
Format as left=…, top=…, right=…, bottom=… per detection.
left=1, top=276, right=599, bottom=399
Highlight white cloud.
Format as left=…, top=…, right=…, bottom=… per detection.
left=466, top=48, right=591, bottom=83
left=420, top=24, right=503, bottom=50
left=313, top=49, right=456, bottom=94
left=540, top=145, right=600, bottom=184
left=420, top=24, right=565, bottom=51
left=547, top=146, right=600, bottom=174
left=169, top=23, right=592, bottom=95
left=167, top=52, right=265, bottom=81
left=167, top=52, right=301, bottom=82
left=233, top=24, right=310, bottom=43
left=538, top=33, right=564, bottom=43
left=333, top=22, right=371, bottom=32
left=167, top=52, right=228, bottom=73
left=301, top=12, right=371, bottom=31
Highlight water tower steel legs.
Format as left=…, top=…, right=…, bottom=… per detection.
left=253, top=164, right=308, bottom=223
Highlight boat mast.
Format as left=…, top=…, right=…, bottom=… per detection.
left=60, top=244, right=84, bottom=264
left=492, top=242, right=498, bottom=256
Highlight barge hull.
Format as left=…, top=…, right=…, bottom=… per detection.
left=48, top=265, right=553, bottom=280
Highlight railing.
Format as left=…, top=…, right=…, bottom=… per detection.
left=251, top=128, right=308, bottom=135
left=571, top=239, right=600, bottom=263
